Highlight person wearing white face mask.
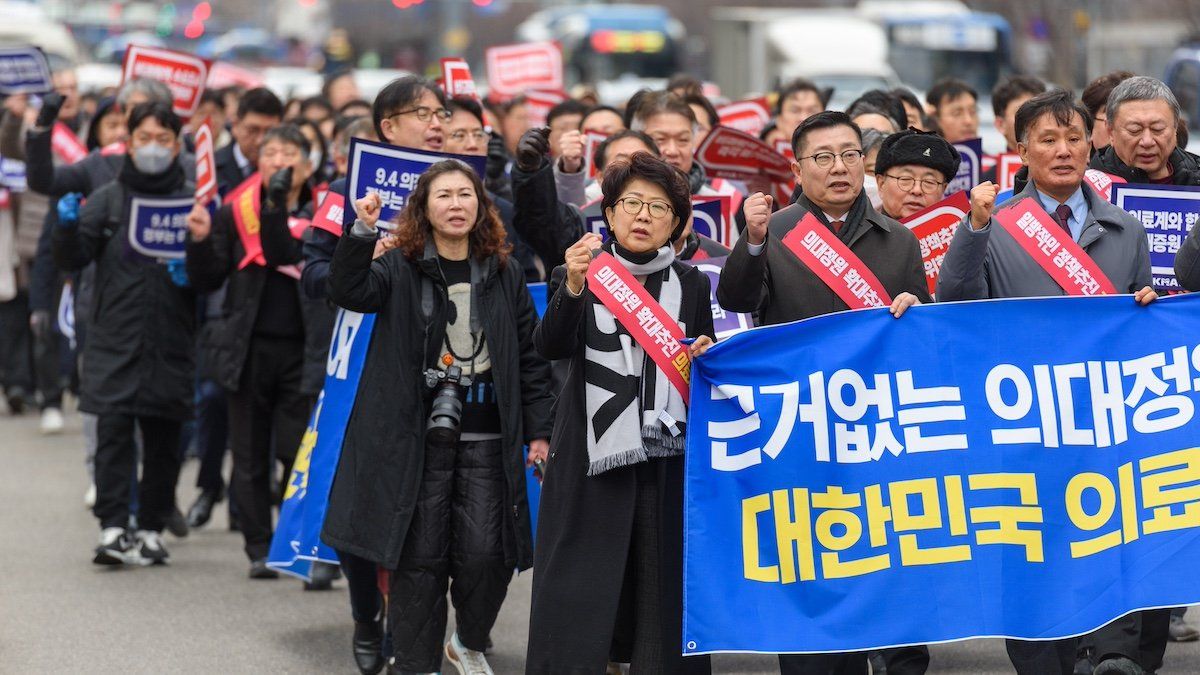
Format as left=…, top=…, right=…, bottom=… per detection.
left=52, top=101, right=196, bottom=567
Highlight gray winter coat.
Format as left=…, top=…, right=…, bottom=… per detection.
left=937, top=180, right=1151, bottom=301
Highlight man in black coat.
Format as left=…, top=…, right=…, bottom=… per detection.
left=185, top=125, right=328, bottom=578
left=214, top=87, right=283, bottom=197
left=1089, top=76, right=1200, bottom=187
left=717, top=111, right=927, bottom=675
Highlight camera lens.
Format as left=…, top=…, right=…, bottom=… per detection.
left=425, top=380, right=464, bottom=448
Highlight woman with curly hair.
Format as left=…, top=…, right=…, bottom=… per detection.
left=326, top=159, right=554, bottom=675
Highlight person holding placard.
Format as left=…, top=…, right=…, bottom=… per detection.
left=184, top=124, right=331, bottom=580
left=1089, top=76, right=1200, bottom=187
left=527, top=152, right=714, bottom=674
left=52, top=102, right=195, bottom=567
left=327, top=160, right=553, bottom=675
left=937, top=89, right=1165, bottom=675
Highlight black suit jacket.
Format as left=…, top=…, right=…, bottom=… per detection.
left=214, top=143, right=251, bottom=197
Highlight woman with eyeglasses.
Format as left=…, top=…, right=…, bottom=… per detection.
left=527, top=151, right=715, bottom=674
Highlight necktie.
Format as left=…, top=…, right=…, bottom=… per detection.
left=1054, top=204, right=1073, bottom=239
left=830, top=220, right=844, bottom=234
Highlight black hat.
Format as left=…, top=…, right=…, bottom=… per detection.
left=874, top=129, right=961, bottom=183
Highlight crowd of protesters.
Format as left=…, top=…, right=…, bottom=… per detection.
left=3, top=53, right=1200, bottom=675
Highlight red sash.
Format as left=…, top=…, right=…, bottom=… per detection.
left=1083, top=169, right=1127, bottom=202
left=780, top=213, right=893, bottom=309
left=51, top=123, right=87, bottom=164
left=587, top=252, right=692, bottom=403
left=994, top=197, right=1117, bottom=296
left=229, top=173, right=307, bottom=279
left=311, top=191, right=346, bottom=237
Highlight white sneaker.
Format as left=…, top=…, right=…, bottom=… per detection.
left=93, top=527, right=132, bottom=565
left=131, top=530, right=170, bottom=566
left=40, top=407, right=64, bottom=434
left=84, top=483, right=96, bottom=509
left=445, top=632, right=493, bottom=675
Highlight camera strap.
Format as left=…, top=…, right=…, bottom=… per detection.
left=420, top=249, right=485, bottom=370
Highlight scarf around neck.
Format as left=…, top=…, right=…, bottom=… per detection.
left=583, top=242, right=687, bottom=475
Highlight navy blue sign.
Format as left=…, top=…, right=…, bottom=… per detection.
left=343, top=139, right=488, bottom=228
left=948, top=138, right=983, bottom=196
left=685, top=293, right=1200, bottom=655
left=1111, top=183, right=1200, bottom=291
left=127, top=195, right=196, bottom=260
left=0, top=46, right=52, bottom=95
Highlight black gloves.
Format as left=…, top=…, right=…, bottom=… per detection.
left=35, top=92, right=64, bottom=128
left=266, top=167, right=293, bottom=209
left=515, top=127, right=551, bottom=173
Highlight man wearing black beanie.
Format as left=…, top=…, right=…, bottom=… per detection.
left=874, top=129, right=961, bottom=221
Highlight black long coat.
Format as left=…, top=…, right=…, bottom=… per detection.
left=51, top=165, right=196, bottom=421
left=526, top=263, right=714, bottom=675
left=322, top=230, right=554, bottom=571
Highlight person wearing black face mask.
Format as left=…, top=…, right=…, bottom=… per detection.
left=52, top=101, right=196, bottom=567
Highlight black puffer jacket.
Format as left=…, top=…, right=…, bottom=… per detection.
left=184, top=188, right=334, bottom=395
left=1089, top=145, right=1200, bottom=186
left=322, top=230, right=554, bottom=570
left=52, top=159, right=196, bottom=420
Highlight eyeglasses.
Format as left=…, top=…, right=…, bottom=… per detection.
left=387, top=106, right=452, bottom=123
left=798, top=149, right=864, bottom=169
left=884, top=174, right=946, bottom=194
left=448, top=129, right=489, bottom=143
left=617, top=196, right=674, bottom=219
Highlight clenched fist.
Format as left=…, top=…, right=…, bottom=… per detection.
left=742, top=192, right=773, bottom=245
left=557, top=129, right=584, bottom=174
left=565, top=232, right=603, bottom=296
left=970, top=181, right=999, bottom=230
left=187, top=203, right=211, bottom=242
left=355, top=192, right=383, bottom=230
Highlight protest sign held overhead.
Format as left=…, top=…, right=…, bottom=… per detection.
left=121, top=45, right=212, bottom=119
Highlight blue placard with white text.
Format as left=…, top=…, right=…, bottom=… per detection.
left=948, top=138, right=983, bottom=196
left=1111, top=183, right=1200, bottom=291
left=0, top=46, right=52, bottom=95
left=685, top=293, right=1200, bottom=655
left=127, top=195, right=197, bottom=260
left=343, top=138, right=488, bottom=228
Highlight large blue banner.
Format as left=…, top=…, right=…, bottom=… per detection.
left=342, top=138, right=488, bottom=228
left=268, top=310, right=376, bottom=580
left=684, top=293, right=1200, bottom=655
left=1111, top=183, right=1200, bottom=291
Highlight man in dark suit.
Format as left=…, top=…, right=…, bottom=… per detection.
left=214, top=87, right=284, bottom=196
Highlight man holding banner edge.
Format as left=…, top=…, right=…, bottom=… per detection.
left=938, top=88, right=1163, bottom=675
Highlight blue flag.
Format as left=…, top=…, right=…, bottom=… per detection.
left=684, top=293, right=1200, bottom=655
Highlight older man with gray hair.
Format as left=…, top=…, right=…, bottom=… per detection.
left=1090, top=75, right=1200, bottom=186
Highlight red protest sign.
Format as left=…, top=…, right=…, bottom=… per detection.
left=696, top=126, right=792, bottom=183
left=717, top=97, right=771, bottom=138
left=583, top=130, right=608, bottom=179
left=121, top=45, right=211, bottom=120
left=194, top=118, right=217, bottom=206
left=997, top=153, right=1022, bottom=192
left=525, top=89, right=567, bottom=127
left=774, top=140, right=795, bottom=161
left=900, top=191, right=970, bottom=295
left=485, top=41, right=563, bottom=101
left=206, top=62, right=263, bottom=90
left=441, top=58, right=478, bottom=100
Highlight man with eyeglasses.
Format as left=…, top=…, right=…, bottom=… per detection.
left=873, top=129, right=961, bottom=221
left=443, top=97, right=491, bottom=156
left=216, top=88, right=284, bottom=196
left=719, top=111, right=929, bottom=340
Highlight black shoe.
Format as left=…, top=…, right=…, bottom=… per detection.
left=6, top=392, right=26, bottom=415
left=186, top=488, right=222, bottom=528
left=304, top=561, right=337, bottom=591
left=93, top=527, right=132, bottom=565
left=1093, top=657, right=1143, bottom=675
left=249, top=559, right=279, bottom=579
left=166, top=507, right=189, bottom=538
left=353, top=619, right=385, bottom=675
left=228, top=505, right=241, bottom=532
left=132, top=530, right=170, bottom=566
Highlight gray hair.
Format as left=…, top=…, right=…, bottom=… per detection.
left=861, top=128, right=889, bottom=156
left=117, top=78, right=173, bottom=109
left=1106, top=76, right=1182, bottom=125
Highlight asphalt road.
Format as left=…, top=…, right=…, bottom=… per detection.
left=2, top=407, right=1197, bottom=673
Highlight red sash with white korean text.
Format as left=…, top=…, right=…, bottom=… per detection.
left=229, top=173, right=307, bottom=279
left=994, top=197, right=1117, bottom=296
left=587, top=251, right=692, bottom=403
left=780, top=213, right=893, bottom=309
left=310, top=191, right=346, bottom=237
left=51, top=122, right=87, bottom=164
left=1083, top=169, right=1127, bottom=202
